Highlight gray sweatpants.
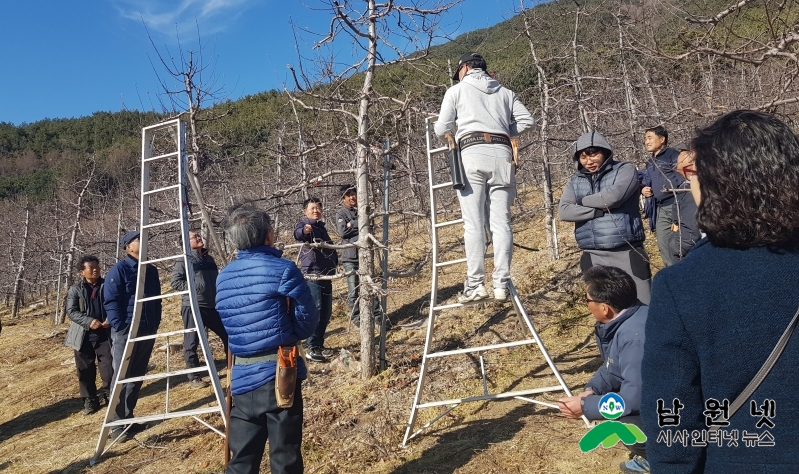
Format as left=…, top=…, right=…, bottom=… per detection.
left=457, top=144, right=515, bottom=290
left=580, top=245, right=652, bottom=305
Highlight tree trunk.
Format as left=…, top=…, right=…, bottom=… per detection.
left=11, top=207, right=30, bottom=318
left=522, top=3, right=559, bottom=260
left=55, top=172, right=93, bottom=324
left=357, top=0, right=378, bottom=379
left=571, top=5, right=590, bottom=133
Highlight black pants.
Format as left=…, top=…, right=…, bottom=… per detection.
left=74, top=337, right=113, bottom=399
left=227, top=380, right=303, bottom=474
left=619, top=414, right=647, bottom=458
left=111, top=327, right=156, bottom=421
left=181, top=306, right=229, bottom=380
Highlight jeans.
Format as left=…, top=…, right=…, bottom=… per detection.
left=227, top=380, right=303, bottom=474
left=181, top=306, right=229, bottom=381
left=305, top=280, right=332, bottom=350
left=74, top=337, right=113, bottom=399
left=457, top=144, right=515, bottom=290
left=111, top=326, right=156, bottom=421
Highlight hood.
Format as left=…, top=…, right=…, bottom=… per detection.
left=461, top=69, right=501, bottom=94
left=573, top=131, right=614, bottom=172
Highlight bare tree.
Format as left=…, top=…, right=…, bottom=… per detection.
left=11, top=206, right=30, bottom=318
left=287, top=0, right=460, bottom=377
left=520, top=1, right=559, bottom=260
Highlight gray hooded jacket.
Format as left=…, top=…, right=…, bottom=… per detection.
left=434, top=69, right=535, bottom=140
left=558, top=132, right=644, bottom=250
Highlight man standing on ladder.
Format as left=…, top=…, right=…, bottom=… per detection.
left=434, top=52, right=535, bottom=303
left=104, top=231, right=162, bottom=441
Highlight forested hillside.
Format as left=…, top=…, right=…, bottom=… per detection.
left=1, top=0, right=797, bottom=327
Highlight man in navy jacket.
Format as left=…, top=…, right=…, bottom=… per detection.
left=641, top=126, right=684, bottom=267
left=558, top=265, right=649, bottom=473
left=217, top=206, right=319, bottom=474
left=103, top=230, right=162, bottom=441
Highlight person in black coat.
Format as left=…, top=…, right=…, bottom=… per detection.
left=171, top=230, right=228, bottom=388
left=294, top=197, right=338, bottom=362
left=641, top=110, right=799, bottom=473
left=65, top=255, right=112, bottom=415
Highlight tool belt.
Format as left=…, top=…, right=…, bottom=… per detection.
left=458, top=132, right=511, bottom=151
left=275, top=345, right=298, bottom=408
left=233, top=349, right=278, bottom=365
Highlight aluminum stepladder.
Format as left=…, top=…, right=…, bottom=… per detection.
left=91, top=119, right=226, bottom=464
left=401, top=116, right=581, bottom=446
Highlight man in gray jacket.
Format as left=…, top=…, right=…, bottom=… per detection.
left=65, top=255, right=112, bottom=415
left=434, top=52, right=535, bottom=303
left=171, top=230, right=228, bottom=388
left=558, top=132, right=651, bottom=304
left=336, top=185, right=362, bottom=325
left=558, top=265, right=649, bottom=473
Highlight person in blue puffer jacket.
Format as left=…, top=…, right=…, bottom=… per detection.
left=103, top=230, right=161, bottom=440
left=559, top=131, right=652, bottom=304
left=216, top=205, right=319, bottom=474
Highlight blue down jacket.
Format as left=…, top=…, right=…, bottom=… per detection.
left=103, top=256, right=161, bottom=334
left=559, top=132, right=644, bottom=250
left=216, top=245, right=319, bottom=395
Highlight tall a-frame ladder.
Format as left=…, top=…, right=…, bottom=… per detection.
left=402, top=116, right=581, bottom=446
left=91, top=119, right=226, bottom=464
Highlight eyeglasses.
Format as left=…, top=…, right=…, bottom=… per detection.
left=584, top=295, right=605, bottom=305
left=191, top=235, right=202, bottom=241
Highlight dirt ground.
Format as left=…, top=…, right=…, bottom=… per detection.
left=0, top=188, right=663, bottom=474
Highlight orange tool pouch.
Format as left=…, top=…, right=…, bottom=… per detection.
left=275, top=345, right=298, bottom=409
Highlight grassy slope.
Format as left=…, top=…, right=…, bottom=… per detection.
left=0, top=186, right=664, bottom=474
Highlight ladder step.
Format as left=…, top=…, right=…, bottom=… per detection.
left=137, top=291, right=190, bottom=303
left=128, top=327, right=195, bottom=343
left=143, top=184, right=181, bottom=196
left=118, top=366, right=210, bottom=384
left=435, top=218, right=463, bottom=228
left=435, top=257, right=467, bottom=268
left=143, top=151, right=179, bottom=163
left=432, top=182, right=454, bottom=190
left=103, top=406, right=222, bottom=428
left=141, top=254, right=186, bottom=265
left=142, top=218, right=183, bottom=229
left=415, top=386, right=565, bottom=409
left=426, top=339, right=539, bottom=358
left=430, top=146, right=449, bottom=154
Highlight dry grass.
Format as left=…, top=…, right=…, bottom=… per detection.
left=0, top=187, right=662, bottom=473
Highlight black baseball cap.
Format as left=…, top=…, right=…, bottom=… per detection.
left=452, top=52, right=486, bottom=82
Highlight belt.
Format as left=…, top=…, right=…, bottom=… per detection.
left=458, top=132, right=511, bottom=151
left=234, top=348, right=280, bottom=365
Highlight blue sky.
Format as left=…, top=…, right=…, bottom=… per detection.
left=0, top=0, right=527, bottom=125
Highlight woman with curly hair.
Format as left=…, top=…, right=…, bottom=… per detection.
left=640, top=110, right=799, bottom=473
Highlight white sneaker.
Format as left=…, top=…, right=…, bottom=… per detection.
left=457, top=284, right=489, bottom=303
left=493, top=288, right=508, bottom=301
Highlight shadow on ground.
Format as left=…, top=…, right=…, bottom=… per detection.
left=390, top=403, right=535, bottom=474
left=0, top=397, right=81, bottom=443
